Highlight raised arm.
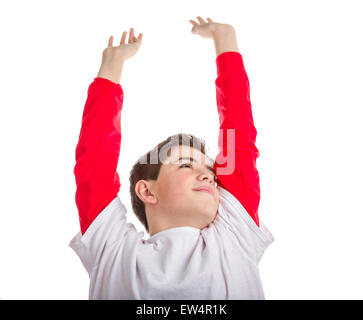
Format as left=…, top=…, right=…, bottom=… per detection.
left=74, top=28, right=143, bottom=235
left=189, top=17, right=261, bottom=227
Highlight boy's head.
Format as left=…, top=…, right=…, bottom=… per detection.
left=129, top=133, right=220, bottom=236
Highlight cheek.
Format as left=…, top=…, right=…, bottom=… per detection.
left=173, top=176, right=191, bottom=198
left=161, top=174, right=191, bottom=201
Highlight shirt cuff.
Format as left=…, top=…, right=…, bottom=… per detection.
left=216, top=51, right=244, bottom=77
left=93, top=77, right=123, bottom=94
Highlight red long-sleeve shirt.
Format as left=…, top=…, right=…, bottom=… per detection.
left=213, top=51, right=260, bottom=227
left=73, top=78, right=123, bottom=235
left=73, top=51, right=260, bottom=235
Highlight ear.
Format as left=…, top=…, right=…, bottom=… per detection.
left=135, top=180, right=158, bottom=205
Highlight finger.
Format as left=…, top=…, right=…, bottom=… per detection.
left=189, top=19, right=198, bottom=27
left=138, top=33, right=143, bottom=41
left=196, top=16, right=206, bottom=24
left=128, top=28, right=134, bottom=43
left=120, top=31, right=127, bottom=45
left=206, top=17, right=214, bottom=23
left=108, top=35, right=113, bottom=47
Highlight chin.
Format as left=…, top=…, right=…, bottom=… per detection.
left=189, top=199, right=218, bottom=226
left=201, top=209, right=218, bottom=226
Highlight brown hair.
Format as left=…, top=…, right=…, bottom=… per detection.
left=129, top=133, right=212, bottom=233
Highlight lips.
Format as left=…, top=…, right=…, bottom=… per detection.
left=193, top=186, right=214, bottom=196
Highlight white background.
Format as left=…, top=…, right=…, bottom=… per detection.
left=0, top=0, right=362, bottom=300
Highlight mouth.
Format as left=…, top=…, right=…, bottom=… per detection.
left=193, top=187, right=214, bottom=197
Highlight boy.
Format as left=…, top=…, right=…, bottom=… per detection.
left=70, top=16, right=274, bottom=299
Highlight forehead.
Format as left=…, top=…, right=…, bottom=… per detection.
left=166, top=145, right=213, bottom=166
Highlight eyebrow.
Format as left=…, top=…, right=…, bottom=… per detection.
left=176, top=157, right=216, bottom=176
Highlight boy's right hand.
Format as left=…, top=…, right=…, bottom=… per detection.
left=97, top=28, right=143, bottom=84
left=103, top=28, right=143, bottom=63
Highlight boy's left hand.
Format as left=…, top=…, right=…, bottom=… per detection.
left=97, top=28, right=143, bottom=84
left=189, top=17, right=238, bottom=56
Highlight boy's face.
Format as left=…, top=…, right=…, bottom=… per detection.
left=151, top=145, right=220, bottom=229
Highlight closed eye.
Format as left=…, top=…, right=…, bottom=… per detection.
left=180, top=164, right=218, bottom=183
left=180, top=164, right=192, bottom=168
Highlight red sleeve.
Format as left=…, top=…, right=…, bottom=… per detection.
left=213, top=52, right=261, bottom=227
left=73, top=77, right=123, bottom=235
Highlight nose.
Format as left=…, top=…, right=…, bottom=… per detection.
left=198, top=171, right=214, bottom=184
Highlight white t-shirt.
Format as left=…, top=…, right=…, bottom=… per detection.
left=69, top=186, right=274, bottom=300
